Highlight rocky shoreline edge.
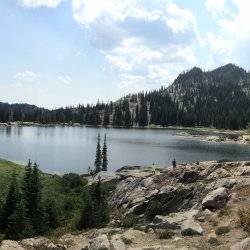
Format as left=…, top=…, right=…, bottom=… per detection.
left=1, top=160, right=249, bottom=250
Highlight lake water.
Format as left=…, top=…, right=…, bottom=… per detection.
left=0, top=126, right=250, bottom=174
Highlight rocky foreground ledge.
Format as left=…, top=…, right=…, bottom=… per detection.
left=1, top=161, right=250, bottom=250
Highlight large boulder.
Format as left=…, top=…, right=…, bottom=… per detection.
left=152, top=210, right=199, bottom=230
left=20, top=237, right=65, bottom=250
left=230, top=238, right=250, bottom=250
left=110, top=238, right=126, bottom=250
left=202, top=187, right=228, bottom=209
left=181, top=219, right=203, bottom=236
left=0, top=240, right=24, bottom=250
left=89, top=234, right=110, bottom=250
left=121, top=229, right=145, bottom=244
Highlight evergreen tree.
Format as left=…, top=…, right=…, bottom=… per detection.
left=0, top=172, right=19, bottom=232
left=92, top=178, right=109, bottom=226
left=113, top=103, right=123, bottom=126
left=77, top=191, right=94, bottom=229
left=139, top=95, right=148, bottom=126
left=103, top=106, right=110, bottom=126
left=123, top=99, right=132, bottom=127
left=5, top=200, right=33, bottom=240
left=29, top=162, right=45, bottom=235
left=22, top=160, right=32, bottom=212
left=102, top=134, right=108, bottom=171
left=94, top=133, right=102, bottom=173
left=44, top=199, right=59, bottom=230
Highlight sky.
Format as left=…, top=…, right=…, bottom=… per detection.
left=0, top=0, right=250, bottom=108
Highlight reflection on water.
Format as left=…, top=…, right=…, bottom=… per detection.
left=0, top=126, right=249, bottom=174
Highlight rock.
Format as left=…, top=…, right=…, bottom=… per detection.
left=89, top=234, right=110, bottom=250
left=0, top=240, right=25, bottom=250
left=110, top=238, right=126, bottom=250
left=179, top=170, right=200, bottom=183
left=141, top=177, right=154, bottom=187
left=202, top=187, right=228, bottom=209
left=20, top=237, right=56, bottom=249
left=230, top=238, right=250, bottom=250
left=121, top=229, right=145, bottom=244
left=153, top=214, right=186, bottom=230
left=88, top=171, right=120, bottom=185
left=158, top=185, right=176, bottom=195
left=152, top=210, right=199, bottom=230
left=207, top=168, right=230, bottom=180
left=181, top=219, right=203, bottom=236
left=207, top=231, right=218, bottom=244
left=229, top=192, right=239, bottom=203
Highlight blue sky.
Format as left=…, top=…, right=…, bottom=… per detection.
left=0, top=0, right=250, bottom=108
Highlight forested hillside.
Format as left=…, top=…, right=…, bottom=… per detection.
left=1, top=64, right=250, bottom=129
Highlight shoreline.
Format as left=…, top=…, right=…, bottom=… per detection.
left=1, top=121, right=249, bottom=145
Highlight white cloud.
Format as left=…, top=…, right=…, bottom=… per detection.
left=205, top=0, right=226, bottom=17
left=72, top=0, right=201, bottom=91
left=14, top=71, right=39, bottom=83
left=205, top=0, right=250, bottom=69
left=19, top=0, right=63, bottom=8
left=58, top=75, right=72, bottom=85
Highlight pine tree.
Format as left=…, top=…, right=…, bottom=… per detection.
left=29, top=162, right=45, bottom=235
left=44, top=199, right=59, bottom=230
left=92, top=178, right=109, bottom=226
left=22, top=160, right=32, bottom=211
left=94, top=133, right=102, bottom=173
left=103, top=106, right=110, bottom=126
left=123, top=99, right=132, bottom=127
left=0, top=172, right=19, bottom=232
left=102, top=134, right=108, bottom=171
left=77, top=191, right=94, bottom=229
left=5, top=199, right=33, bottom=240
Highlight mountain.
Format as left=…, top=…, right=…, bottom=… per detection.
left=0, top=64, right=250, bottom=129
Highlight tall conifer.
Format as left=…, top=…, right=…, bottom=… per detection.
left=102, top=134, right=108, bottom=171
left=94, top=133, right=102, bottom=173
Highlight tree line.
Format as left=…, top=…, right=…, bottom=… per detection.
left=1, top=64, right=250, bottom=130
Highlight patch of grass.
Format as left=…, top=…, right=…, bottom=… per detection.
left=102, top=179, right=119, bottom=194
left=121, top=236, right=132, bottom=245
left=218, top=207, right=231, bottom=217
left=208, top=237, right=220, bottom=246
left=215, top=226, right=230, bottom=235
left=238, top=208, right=250, bottom=233
left=0, top=158, right=87, bottom=235
left=121, top=214, right=139, bottom=228
left=157, top=229, right=174, bottom=239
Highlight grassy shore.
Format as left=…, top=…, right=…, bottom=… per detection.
left=0, top=158, right=85, bottom=235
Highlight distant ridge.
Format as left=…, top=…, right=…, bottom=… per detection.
left=1, top=64, right=250, bottom=129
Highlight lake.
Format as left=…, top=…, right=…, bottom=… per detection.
left=0, top=126, right=250, bottom=174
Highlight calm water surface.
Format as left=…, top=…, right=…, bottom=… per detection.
left=0, top=126, right=250, bottom=174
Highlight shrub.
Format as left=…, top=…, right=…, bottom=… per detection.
left=215, top=226, right=230, bottom=235
left=145, top=200, right=163, bottom=220
left=121, top=214, right=139, bottom=228
left=238, top=208, right=250, bottom=233
left=208, top=237, right=220, bottom=246
left=218, top=207, right=231, bottom=217
left=157, top=229, right=174, bottom=239
left=62, top=173, right=87, bottom=191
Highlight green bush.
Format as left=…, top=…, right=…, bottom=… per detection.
left=62, top=173, right=87, bottom=191
left=121, top=214, right=139, bottom=228
left=215, top=226, right=230, bottom=235
left=208, top=237, right=220, bottom=246
left=239, top=208, right=250, bottom=233
left=145, top=200, right=163, bottom=220
left=157, top=229, right=174, bottom=239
